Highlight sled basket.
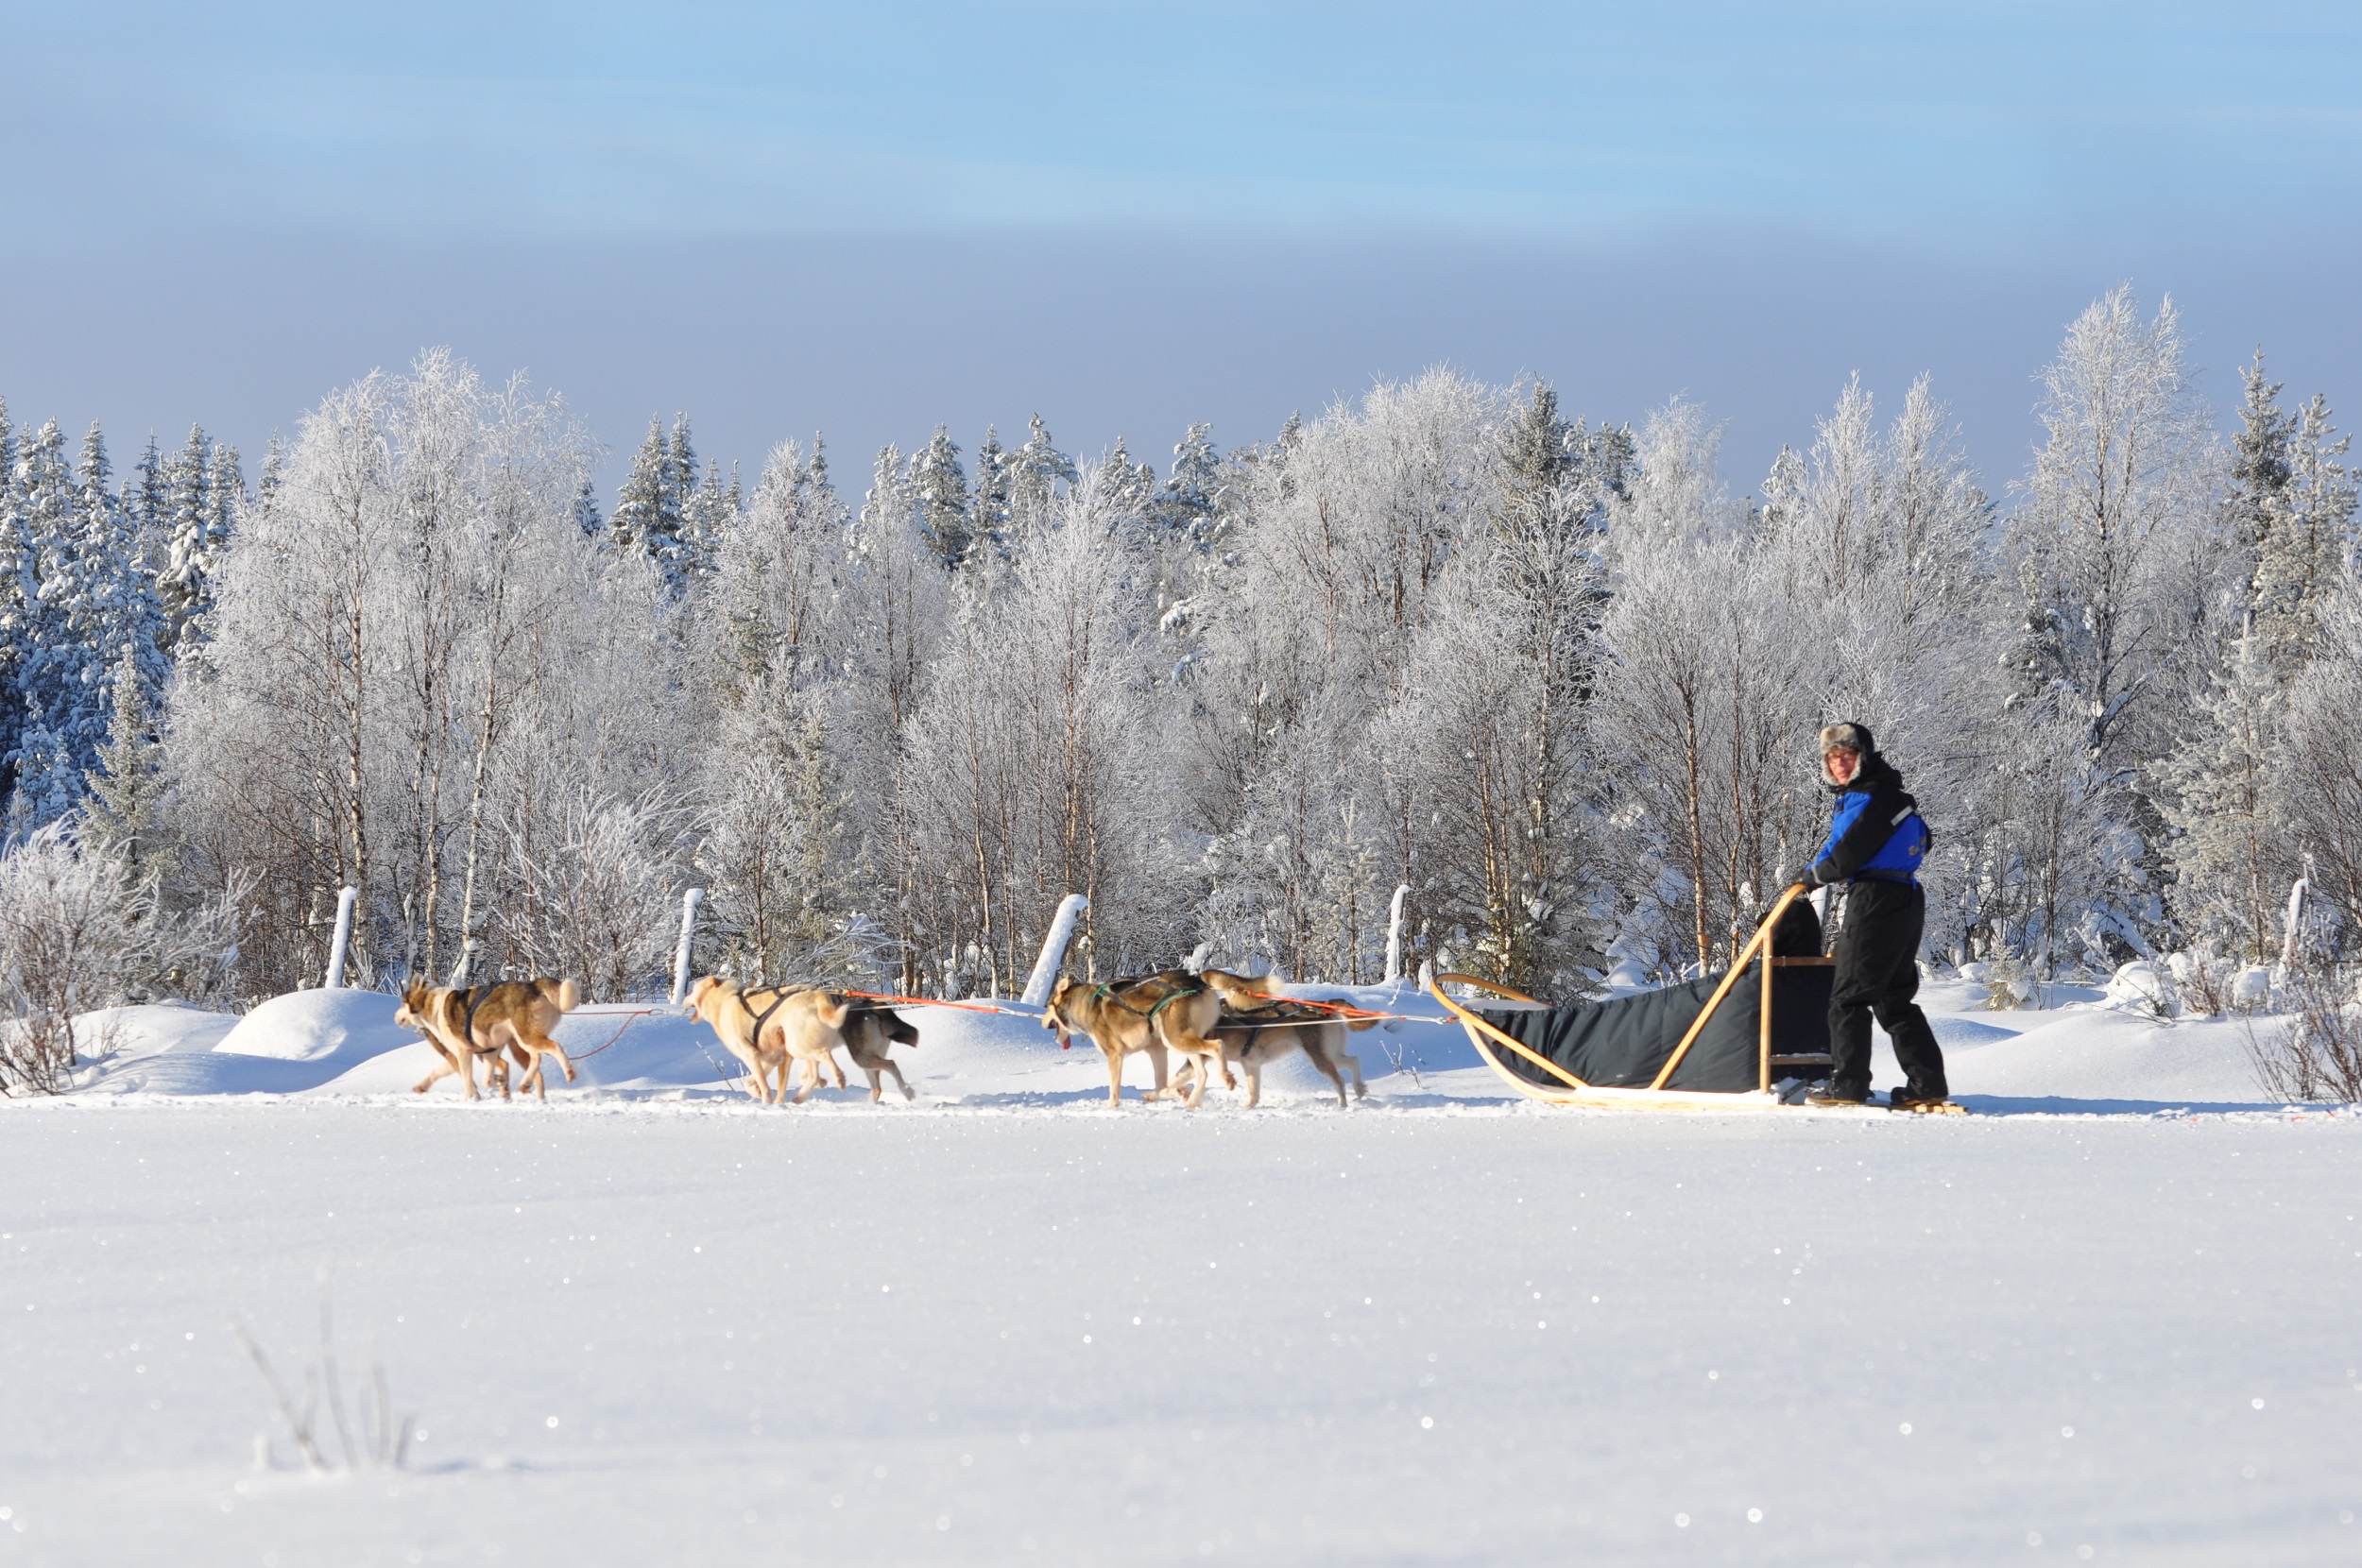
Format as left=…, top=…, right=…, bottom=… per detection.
left=1429, top=883, right=1837, bottom=1111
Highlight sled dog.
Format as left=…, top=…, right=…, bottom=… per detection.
left=397, top=979, right=582, bottom=1101
left=1041, top=972, right=1227, bottom=1107
left=840, top=1005, right=920, bottom=1102
left=684, top=977, right=852, bottom=1105
left=1181, top=1013, right=1372, bottom=1109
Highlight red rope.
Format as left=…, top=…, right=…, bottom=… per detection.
left=569, top=1008, right=661, bottom=1062
left=839, top=989, right=1041, bottom=1018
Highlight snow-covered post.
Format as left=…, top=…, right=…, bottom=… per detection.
left=1021, top=895, right=1090, bottom=1006
left=2276, top=870, right=2310, bottom=988
left=322, top=886, right=357, bottom=990
left=1382, top=884, right=1412, bottom=984
left=668, top=888, right=705, bottom=1006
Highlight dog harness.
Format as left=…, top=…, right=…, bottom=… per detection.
left=1093, top=980, right=1202, bottom=1021
left=454, top=984, right=500, bottom=1048
left=734, top=984, right=799, bottom=1045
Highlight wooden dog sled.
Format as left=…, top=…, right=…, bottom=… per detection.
left=1429, top=883, right=1850, bottom=1113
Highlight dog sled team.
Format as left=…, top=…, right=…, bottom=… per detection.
left=395, top=963, right=1369, bottom=1111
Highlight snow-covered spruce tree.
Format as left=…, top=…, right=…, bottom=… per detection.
left=82, top=641, right=173, bottom=883
left=571, top=475, right=605, bottom=539
left=2253, top=389, right=2356, bottom=675
left=2223, top=352, right=2297, bottom=626
left=6, top=421, right=165, bottom=827
left=967, top=424, right=1010, bottom=560
left=674, top=459, right=735, bottom=587
left=1001, top=414, right=1077, bottom=543
left=908, top=425, right=971, bottom=567
left=156, top=426, right=239, bottom=662
left=1097, top=435, right=1156, bottom=521
left=2005, top=286, right=2218, bottom=967
left=1156, top=421, right=1225, bottom=549
left=2156, top=629, right=2286, bottom=963
left=609, top=416, right=696, bottom=589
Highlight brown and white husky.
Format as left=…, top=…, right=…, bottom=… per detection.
left=397, top=978, right=582, bottom=1100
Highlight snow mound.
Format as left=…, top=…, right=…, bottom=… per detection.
left=214, top=987, right=413, bottom=1063
left=1926, top=1014, right=2021, bottom=1050
left=1945, top=1009, right=2264, bottom=1109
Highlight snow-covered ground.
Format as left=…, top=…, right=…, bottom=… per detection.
left=5, top=980, right=2359, bottom=1564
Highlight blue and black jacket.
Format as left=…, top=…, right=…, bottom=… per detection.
left=1809, top=753, right=1927, bottom=887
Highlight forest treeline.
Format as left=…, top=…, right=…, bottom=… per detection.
left=3, top=285, right=2359, bottom=1018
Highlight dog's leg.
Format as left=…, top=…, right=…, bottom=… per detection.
left=1143, top=1041, right=1172, bottom=1100
left=412, top=1043, right=457, bottom=1096
left=1103, top=1043, right=1125, bottom=1107
left=1243, top=1057, right=1262, bottom=1110
left=1304, top=1038, right=1348, bottom=1109
left=524, top=1029, right=576, bottom=1088
left=791, top=1056, right=819, bottom=1105
left=883, top=1058, right=915, bottom=1102
left=864, top=1066, right=883, bottom=1103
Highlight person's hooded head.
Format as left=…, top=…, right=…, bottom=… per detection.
left=1817, top=721, right=1876, bottom=789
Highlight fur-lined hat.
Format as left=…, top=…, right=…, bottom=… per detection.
left=1817, top=721, right=1874, bottom=758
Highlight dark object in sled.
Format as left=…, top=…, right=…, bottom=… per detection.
left=1429, top=883, right=1838, bottom=1108
left=1472, top=963, right=1833, bottom=1094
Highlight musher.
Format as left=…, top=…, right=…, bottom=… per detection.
left=1799, top=723, right=1950, bottom=1111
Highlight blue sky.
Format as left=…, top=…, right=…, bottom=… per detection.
left=6, top=3, right=2361, bottom=494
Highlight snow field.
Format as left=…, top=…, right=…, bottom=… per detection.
left=8, top=977, right=2357, bottom=1562
left=2, top=1102, right=2358, bottom=1566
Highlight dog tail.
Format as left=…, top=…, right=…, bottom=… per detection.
left=551, top=977, right=582, bottom=1013
left=814, top=991, right=851, bottom=1030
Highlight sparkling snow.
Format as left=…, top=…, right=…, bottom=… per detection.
left=4, top=981, right=2358, bottom=1564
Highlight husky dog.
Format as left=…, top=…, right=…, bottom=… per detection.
left=1183, top=1014, right=1372, bottom=1109
left=398, top=979, right=582, bottom=1101
left=840, top=1005, right=920, bottom=1102
left=683, top=977, right=852, bottom=1105
left=1041, top=972, right=1227, bottom=1107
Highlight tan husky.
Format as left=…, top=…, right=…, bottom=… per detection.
left=1184, top=1014, right=1373, bottom=1108
left=684, top=977, right=852, bottom=1105
left=1041, top=972, right=1227, bottom=1107
left=841, top=1005, right=920, bottom=1102
left=398, top=979, right=582, bottom=1100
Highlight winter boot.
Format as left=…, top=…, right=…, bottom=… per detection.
left=1805, top=1082, right=1870, bottom=1107
left=1889, top=1089, right=1961, bottom=1115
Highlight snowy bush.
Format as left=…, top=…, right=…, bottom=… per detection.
left=2102, top=960, right=2180, bottom=1017
left=2246, top=967, right=2362, bottom=1103
left=0, top=820, right=239, bottom=1093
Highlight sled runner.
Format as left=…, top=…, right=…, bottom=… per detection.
left=1430, top=883, right=1853, bottom=1113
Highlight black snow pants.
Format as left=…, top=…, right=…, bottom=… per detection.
left=1828, top=878, right=1947, bottom=1099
